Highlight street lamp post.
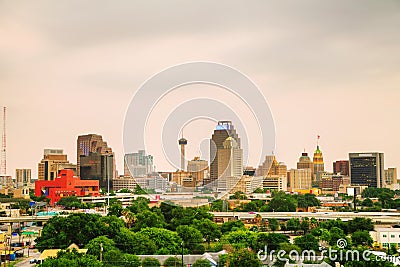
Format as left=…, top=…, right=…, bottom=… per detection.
left=181, top=241, right=184, bottom=267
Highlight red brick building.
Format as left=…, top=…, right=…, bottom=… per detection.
left=333, top=160, right=349, bottom=176
left=35, top=169, right=99, bottom=205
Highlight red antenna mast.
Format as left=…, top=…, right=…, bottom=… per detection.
left=1, top=107, right=6, bottom=175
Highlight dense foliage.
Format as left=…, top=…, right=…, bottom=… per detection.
left=35, top=191, right=393, bottom=267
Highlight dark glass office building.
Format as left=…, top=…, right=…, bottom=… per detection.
left=79, top=152, right=114, bottom=190
left=349, top=152, right=384, bottom=188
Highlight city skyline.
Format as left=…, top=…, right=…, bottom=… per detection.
left=1, top=1, right=400, bottom=177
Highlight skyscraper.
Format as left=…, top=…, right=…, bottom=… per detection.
left=77, top=134, right=116, bottom=189
left=297, top=151, right=314, bottom=172
left=313, top=144, right=325, bottom=185
left=217, top=137, right=243, bottom=179
left=77, top=134, right=115, bottom=176
left=38, top=149, right=76, bottom=180
left=257, top=155, right=275, bottom=176
left=268, top=157, right=287, bottom=178
left=288, top=168, right=312, bottom=191
left=15, top=168, right=31, bottom=188
left=208, top=121, right=241, bottom=184
left=384, top=168, right=397, bottom=186
left=349, top=152, right=385, bottom=188
left=124, top=150, right=154, bottom=177
left=333, top=160, right=350, bottom=176
left=187, top=157, right=209, bottom=184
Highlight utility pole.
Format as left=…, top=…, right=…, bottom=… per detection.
left=100, top=242, right=103, bottom=262
left=181, top=241, right=184, bottom=267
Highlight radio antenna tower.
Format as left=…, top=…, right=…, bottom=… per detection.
left=1, top=107, right=6, bottom=175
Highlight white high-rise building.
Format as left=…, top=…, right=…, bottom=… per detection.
left=124, top=150, right=154, bottom=178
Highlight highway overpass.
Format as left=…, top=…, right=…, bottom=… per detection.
left=211, top=211, right=400, bottom=224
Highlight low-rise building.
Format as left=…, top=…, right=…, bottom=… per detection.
left=263, top=175, right=287, bottom=192
left=370, top=227, right=400, bottom=249
left=34, top=169, right=99, bottom=205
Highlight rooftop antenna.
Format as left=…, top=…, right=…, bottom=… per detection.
left=1, top=107, right=6, bottom=175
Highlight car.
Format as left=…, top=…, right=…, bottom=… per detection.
left=29, top=259, right=37, bottom=264
left=29, top=244, right=36, bottom=249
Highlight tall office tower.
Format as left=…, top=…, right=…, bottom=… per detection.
left=124, top=150, right=154, bottom=177
left=179, top=136, right=188, bottom=171
left=257, top=155, right=275, bottom=176
left=349, top=152, right=385, bottom=188
left=313, top=143, right=325, bottom=185
left=15, top=168, right=31, bottom=188
left=288, top=168, right=312, bottom=191
left=268, top=157, right=287, bottom=178
left=209, top=121, right=241, bottom=184
left=384, top=168, right=397, bottom=186
left=38, top=149, right=77, bottom=180
left=297, top=151, right=314, bottom=173
left=333, top=160, right=350, bottom=176
left=77, top=134, right=115, bottom=177
left=217, top=137, right=243, bottom=179
left=187, top=157, right=209, bottom=184
left=78, top=134, right=116, bottom=189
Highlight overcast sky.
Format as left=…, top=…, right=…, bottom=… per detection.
left=1, top=1, right=400, bottom=178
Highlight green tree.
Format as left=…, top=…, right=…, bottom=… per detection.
left=119, top=188, right=132, bottom=193
left=86, top=236, right=116, bottom=260
left=122, top=254, right=141, bottom=267
left=294, top=234, right=319, bottom=252
left=192, top=218, right=221, bottom=245
left=268, top=218, right=279, bottom=232
left=389, top=243, right=398, bottom=255
left=255, top=232, right=289, bottom=251
left=133, top=184, right=147, bottom=195
left=221, top=220, right=246, bottom=234
left=362, top=187, right=394, bottom=198
left=108, top=202, right=123, bottom=217
left=229, top=191, right=248, bottom=200
left=141, top=257, right=161, bottom=267
left=192, top=258, right=211, bottom=267
left=164, top=257, right=183, bottom=267
left=127, top=196, right=150, bottom=213
left=56, top=196, right=83, bottom=209
left=267, top=192, right=296, bottom=212
left=347, top=218, right=374, bottom=234
left=221, top=230, right=257, bottom=249
left=36, top=213, right=123, bottom=251
left=379, top=192, right=394, bottom=209
left=225, top=248, right=262, bottom=267
left=210, top=199, right=224, bottom=211
left=169, top=206, right=213, bottom=230
left=362, top=198, right=374, bottom=207
left=329, top=227, right=346, bottom=246
left=286, top=218, right=300, bottom=234
left=133, top=210, right=165, bottom=231
left=139, top=227, right=183, bottom=254
left=40, top=249, right=102, bottom=267
left=114, top=228, right=157, bottom=254
left=177, top=225, right=204, bottom=253
left=300, top=219, right=310, bottom=234
left=351, top=230, right=373, bottom=247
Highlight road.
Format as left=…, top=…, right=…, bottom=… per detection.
left=14, top=249, right=41, bottom=267
left=211, top=211, right=400, bottom=224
